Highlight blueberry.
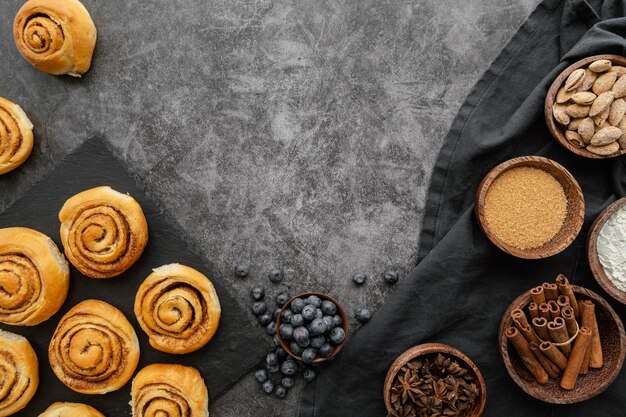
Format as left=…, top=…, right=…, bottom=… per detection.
left=315, top=308, right=323, bottom=319
left=280, top=359, right=298, bottom=376
left=290, top=313, right=304, bottom=327
left=290, top=298, right=305, bottom=313
left=322, top=315, right=334, bottom=330
left=293, top=326, right=310, bottom=348
left=355, top=308, right=372, bottom=323
left=281, top=376, right=294, bottom=388
left=281, top=309, right=293, bottom=324
left=302, top=305, right=317, bottom=322
left=290, top=341, right=304, bottom=356
left=268, top=268, right=284, bottom=283
left=332, top=314, right=343, bottom=327
left=266, top=363, right=280, bottom=374
left=352, top=272, right=367, bottom=285
left=308, top=318, right=327, bottom=336
left=254, top=369, right=268, bottom=383
left=251, top=301, right=267, bottom=316
left=319, top=343, right=333, bottom=358
left=262, top=380, right=275, bottom=394
left=250, top=287, right=265, bottom=301
left=383, top=270, right=399, bottom=285
left=235, top=264, right=249, bottom=278
left=301, top=348, right=317, bottom=364
left=303, top=368, right=317, bottom=382
left=310, top=335, right=325, bottom=349
left=265, top=322, right=277, bottom=335
left=276, top=347, right=287, bottom=361
left=275, top=385, right=287, bottom=399
left=272, top=308, right=281, bottom=320
left=273, top=334, right=281, bottom=347
left=258, top=311, right=272, bottom=326
left=266, top=352, right=278, bottom=367
left=279, top=324, right=294, bottom=340
left=321, top=300, right=337, bottom=315
left=329, top=327, right=345, bottom=345
left=276, top=292, right=290, bottom=307
left=306, top=295, right=322, bottom=307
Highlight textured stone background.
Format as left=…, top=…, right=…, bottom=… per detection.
left=0, top=0, right=540, bottom=415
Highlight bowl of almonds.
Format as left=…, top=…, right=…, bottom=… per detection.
left=545, top=54, right=626, bottom=158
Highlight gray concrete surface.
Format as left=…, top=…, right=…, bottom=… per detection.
left=0, top=0, right=540, bottom=415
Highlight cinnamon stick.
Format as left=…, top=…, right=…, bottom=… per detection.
left=581, top=300, right=603, bottom=369
left=511, top=309, right=529, bottom=329
left=560, top=327, right=592, bottom=390
left=561, top=306, right=578, bottom=338
left=506, top=327, right=548, bottom=384
left=528, top=302, right=539, bottom=320
left=515, top=322, right=541, bottom=346
left=542, top=282, right=558, bottom=301
left=532, top=317, right=550, bottom=342
left=556, top=274, right=580, bottom=318
left=557, top=295, right=570, bottom=310
left=548, top=317, right=571, bottom=356
left=530, top=342, right=560, bottom=379
left=540, top=341, right=567, bottom=371
left=531, top=286, right=546, bottom=305
left=539, top=303, right=551, bottom=321
left=548, top=300, right=560, bottom=319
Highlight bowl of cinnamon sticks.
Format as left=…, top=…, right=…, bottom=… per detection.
left=499, top=275, right=626, bottom=403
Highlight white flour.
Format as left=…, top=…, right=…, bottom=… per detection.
left=597, top=204, right=626, bottom=292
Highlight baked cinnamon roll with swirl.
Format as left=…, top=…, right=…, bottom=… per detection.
left=59, top=186, right=148, bottom=279
left=131, top=364, right=208, bottom=417
left=38, top=402, right=105, bottom=417
left=134, top=264, right=221, bottom=354
left=13, top=0, right=97, bottom=76
left=0, top=330, right=38, bottom=417
left=48, top=299, right=140, bottom=394
left=0, top=227, right=69, bottom=326
left=0, top=97, right=34, bottom=175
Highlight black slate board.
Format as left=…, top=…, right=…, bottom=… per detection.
left=0, top=137, right=268, bottom=416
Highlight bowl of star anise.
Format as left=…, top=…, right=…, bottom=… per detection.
left=383, top=343, right=486, bottom=417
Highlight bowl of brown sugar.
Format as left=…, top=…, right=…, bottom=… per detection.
left=475, top=156, right=585, bottom=259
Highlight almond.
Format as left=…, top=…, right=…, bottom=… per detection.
left=587, top=142, right=620, bottom=156
left=565, top=130, right=584, bottom=147
left=609, top=65, right=626, bottom=76
left=556, top=87, right=575, bottom=103
left=571, top=92, right=597, bottom=105
left=589, top=59, right=612, bottom=72
left=611, top=75, right=626, bottom=98
left=577, top=69, right=597, bottom=92
left=568, top=118, right=584, bottom=130
left=578, top=117, right=595, bottom=144
left=593, top=107, right=610, bottom=126
left=591, top=126, right=622, bottom=146
left=589, top=91, right=615, bottom=116
left=553, top=103, right=570, bottom=125
left=565, top=69, right=586, bottom=91
left=592, top=71, right=618, bottom=94
left=608, top=98, right=626, bottom=126
left=566, top=103, right=591, bottom=118
left=618, top=118, right=626, bottom=148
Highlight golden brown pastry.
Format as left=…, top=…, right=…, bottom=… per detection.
left=134, top=264, right=221, bottom=354
left=38, top=402, right=105, bottom=417
left=59, top=186, right=148, bottom=279
left=131, top=364, right=208, bottom=417
left=13, top=0, right=97, bottom=76
left=0, top=97, right=34, bottom=175
left=0, top=227, right=69, bottom=326
left=48, top=299, right=140, bottom=394
left=0, top=330, right=38, bottom=417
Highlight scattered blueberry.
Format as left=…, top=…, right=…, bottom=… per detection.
left=276, top=347, right=287, bottom=361
left=258, top=311, right=272, bottom=326
left=308, top=318, right=327, bottom=336
left=321, top=300, right=337, bottom=315
left=355, top=308, right=372, bottom=323
left=352, top=272, right=367, bottom=286
left=303, top=368, right=317, bottom=382
left=266, top=352, right=278, bottom=367
left=302, top=305, right=317, bottom=321
left=235, top=264, right=250, bottom=278
left=319, top=343, right=333, bottom=358
left=332, top=314, right=343, bottom=327
left=266, top=363, right=280, bottom=374
left=383, top=270, right=399, bottom=285
left=291, top=298, right=305, bottom=313
left=329, top=327, right=345, bottom=345
left=280, top=359, right=298, bottom=376
left=281, top=377, right=294, bottom=388
left=265, top=322, right=277, bottom=336
left=262, top=380, right=275, bottom=394
left=310, top=335, right=325, bottom=349
left=322, top=315, right=334, bottom=330
left=255, top=369, right=268, bottom=383
left=272, top=308, right=281, bottom=320
left=306, top=295, right=322, bottom=308
left=293, top=326, right=310, bottom=348
left=252, top=301, right=267, bottom=316
left=279, top=324, right=294, bottom=340
left=268, top=268, right=284, bottom=283
left=275, top=385, right=287, bottom=399
left=290, top=313, right=304, bottom=327
left=281, top=309, right=293, bottom=323
left=276, top=292, right=290, bottom=307
left=250, top=286, right=265, bottom=301
left=290, top=341, right=304, bottom=356
left=301, top=348, right=317, bottom=364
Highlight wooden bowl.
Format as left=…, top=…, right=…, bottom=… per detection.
left=276, top=292, right=348, bottom=364
left=499, top=285, right=626, bottom=403
left=383, top=343, right=487, bottom=417
left=588, top=196, right=626, bottom=304
left=475, top=156, right=585, bottom=259
left=545, top=54, right=626, bottom=159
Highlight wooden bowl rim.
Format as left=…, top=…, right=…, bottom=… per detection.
left=498, top=285, right=626, bottom=403
left=544, top=54, right=626, bottom=159
left=475, top=156, right=585, bottom=259
left=276, top=292, right=349, bottom=364
left=587, top=196, right=626, bottom=304
left=383, top=343, right=487, bottom=417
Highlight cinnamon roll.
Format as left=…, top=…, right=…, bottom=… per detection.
left=134, top=264, right=221, bottom=354
left=38, top=402, right=105, bottom=417
left=131, top=364, right=208, bottom=417
left=59, top=186, right=149, bottom=279
left=0, top=97, right=34, bottom=175
left=48, top=299, right=140, bottom=394
left=13, top=0, right=97, bottom=76
left=0, top=227, right=69, bottom=326
left=0, top=330, right=38, bottom=417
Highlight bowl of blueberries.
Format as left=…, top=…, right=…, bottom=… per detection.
left=276, top=292, right=349, bottom=364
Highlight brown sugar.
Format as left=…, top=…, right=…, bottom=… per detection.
left=484, top=167, right=567, bottom=250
